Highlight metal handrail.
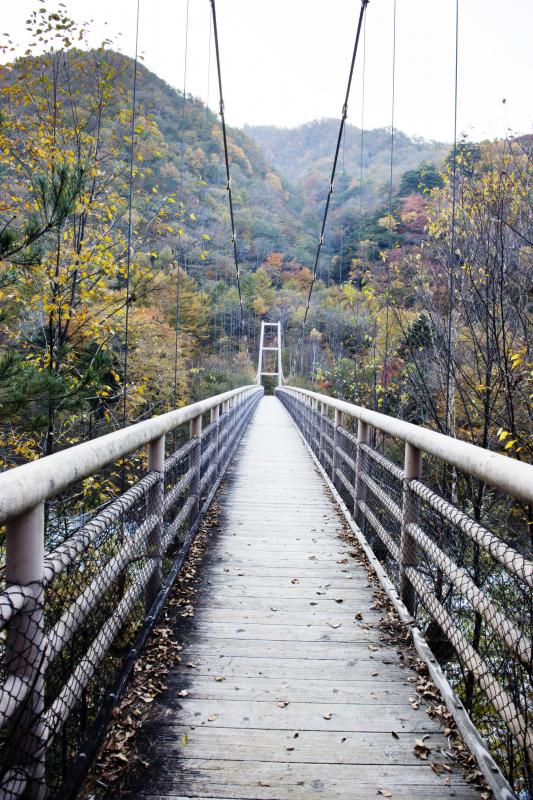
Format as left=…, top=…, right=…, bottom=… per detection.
left=0, top=385, right=258, bottom=525
left=279, top=386, right=533, bottom=505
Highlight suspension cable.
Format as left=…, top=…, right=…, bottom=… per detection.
left=382, top=0, right=397, bottom=394
left=354, top=12, right=367, bottom=403
left=292, top=0, right=369, bottom=376
left=444, top=0, right=460, bottom=437
left=339, top=126, right=345, bottom=285
left=209, top=0, right=245, bottom=339
left=122, top=0, right=141, bottom=429
left=172, top=0, right=190, bottom=411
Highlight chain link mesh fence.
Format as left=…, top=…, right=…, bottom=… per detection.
left=0, top=387, right=262, bottom=799
left=277, top=387, right=532, bottom=798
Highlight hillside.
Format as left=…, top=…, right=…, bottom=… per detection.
left=106, top=52, right=317, bottom=268
left=245, top=120, right=449, bottom=212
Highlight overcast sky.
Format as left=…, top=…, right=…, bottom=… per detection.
left=2, top=0, right=532, bottom=143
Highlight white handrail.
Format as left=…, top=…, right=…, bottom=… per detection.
left=0, top=385, right=261, bottom=524
left=277, top=386, right=533, bottom=506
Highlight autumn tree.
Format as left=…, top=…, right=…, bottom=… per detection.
left=0, top=9, right=172, bottom=464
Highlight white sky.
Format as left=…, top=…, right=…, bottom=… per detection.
left=2, top=0, right=532, bottom=143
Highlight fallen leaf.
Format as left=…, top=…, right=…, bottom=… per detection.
left=180, top=734, right=188, bottom=746
left=377, top=790, right=392, bottom=798
left=413, top=738, right=431, bottom=760
left=368, top=645, right=379, bottom=652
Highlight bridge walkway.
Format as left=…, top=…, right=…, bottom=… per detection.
left=121, top=396, right=479, bottom=799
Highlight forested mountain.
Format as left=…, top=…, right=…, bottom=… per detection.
left=95, top=52, right=317, bottom=267
left=245, top=120, right=448, bottom=211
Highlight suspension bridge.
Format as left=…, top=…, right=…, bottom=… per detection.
left=0, top=0, right=531, bottom=798
left=0, top=338, right=531, bottom=799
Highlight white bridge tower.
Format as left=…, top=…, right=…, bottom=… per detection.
left=256, top=321, right=283, bottom=386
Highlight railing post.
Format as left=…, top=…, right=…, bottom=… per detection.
left=308, top=397, right=314, bottom=444
left=400, top=442, right=422, bottom=614
left=189, top=414, right=203, bottom=529
left=6, top=502, right=46, bottom=800
left=333, top=409, right=343, bottom=489
left=145, top=433, right=165, bottom=612
left=354, top=419, right=370, bottom=527
left=310, top=399, right=318, bottom=454
left=210, top=403, right=220, bottom=483
left=319, top=402, right=327, bottom=465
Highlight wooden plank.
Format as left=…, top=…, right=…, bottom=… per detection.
left=133, top=760, right=475, bottom=799
left=206, top=564, right=360, bottom=577
left=192, top=607, right=382, bottom=625
left=195, top=586, right=373, bottom=600
left=163, top=676, right=422, bottom=704
left=137, top=725, right=454, bottom=765
left=184, top=621, right=380, bottom=643
left=170, top=656, right=411, bottom=682
left=192, top=597, right=378, bottom=615
left=182, top=638, right=401, bottom=662
left=149, top=697, right=440, bottom=734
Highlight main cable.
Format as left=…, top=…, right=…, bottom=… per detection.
left=292, top=0, right=369, bottom=376
left=172, top=0, right=190, bottom=411
left=444, top=0, right=460, bottom=437
left=122, top=0, right=141, bottom=429
left=382, top=0, right=397, bottom=395
left=209, top=0, right=245, bottom=340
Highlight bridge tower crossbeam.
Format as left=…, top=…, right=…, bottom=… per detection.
left=256, top=321, right=283, bottom=386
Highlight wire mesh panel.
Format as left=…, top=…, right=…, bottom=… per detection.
left=277, top=386, right=532, bottom=797
left=0, top=386, right=262, bottom=799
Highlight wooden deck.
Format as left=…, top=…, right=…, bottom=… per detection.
left=121, top=396, right=480, bottom=799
